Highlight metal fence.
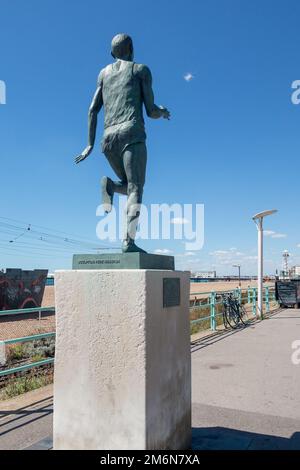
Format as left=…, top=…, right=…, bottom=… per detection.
left=0, top=306, right=55, bottom=318
left=0, top=286, right=278, bottom=378
left=0, top=306, right=55, bottom=379
left=190, top=286, right=277, bottom=331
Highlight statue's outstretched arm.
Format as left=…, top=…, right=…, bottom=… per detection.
left=139, top=65, right=170, bottom=120
left=75, top=84, right=103, bottom=164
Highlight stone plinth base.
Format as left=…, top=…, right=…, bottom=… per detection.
left=53, top=269, right=191, bottom=450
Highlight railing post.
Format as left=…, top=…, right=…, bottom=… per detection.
left=265, top=286, right=270, bottom=313
left=252, top=288, right=257, bottom=316
left=238, top=287, right=242, bottom=303
left=210, top=291, right=216, bottom=331
left=271, top=288, right=276, bottom=302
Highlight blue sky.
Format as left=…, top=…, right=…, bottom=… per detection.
left=1, top=0, right=300, bottom=274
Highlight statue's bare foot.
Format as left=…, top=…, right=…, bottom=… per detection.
left=101, top=176, right=114, bottom=213
left=122, top=240, right=147, bottom=253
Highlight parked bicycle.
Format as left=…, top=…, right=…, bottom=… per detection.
left=221, top=292, right=247, bottom=329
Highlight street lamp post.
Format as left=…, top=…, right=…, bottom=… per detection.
left=233, top=264, right=241, bottom=287
left=252, top=209, right=278, bottom=320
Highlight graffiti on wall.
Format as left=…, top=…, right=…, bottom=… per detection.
left=0, top=269, right=48, bottom=310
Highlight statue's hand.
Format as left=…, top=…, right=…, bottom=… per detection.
left=159, top=106, right=171, bottom=120
left=75, top=145, right=93, bottom=164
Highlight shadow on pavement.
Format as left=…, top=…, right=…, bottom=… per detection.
left=192, top=426, right=300, bottom=450
left=0, top=397, right=53, bottom=438
left=191, top=324, right=254, bottom=353
left=24, top=427, right=300, bottom=451
left=191, top=308, right=287, bottom=353
left=0, top=396, right=53, bottom=417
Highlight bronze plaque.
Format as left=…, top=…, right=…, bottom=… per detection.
left=163, top=278, right=180, bottom=308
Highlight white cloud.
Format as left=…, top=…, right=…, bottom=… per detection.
left=154, top=248, right=172, bottom=254
left=264, top=230, right=275, bottom=236
left=271, top=233, right=286, bottom=239
left=183, top=73, right=194, bottom=82
left=264, top=230, right=286, bottom=239
left=176, top=252, right=196, bottom=258
left=209, top=248, right=256, bottom=267
left=171, top=217, right=189, bottom=225
left=209, top=250, right=230, bottom=256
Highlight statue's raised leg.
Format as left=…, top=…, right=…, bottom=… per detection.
left=122, top=142, right=147, bottom=253
left=101, top=149, right=128, bottom=212
left=101, top=176, right=127, bottom=213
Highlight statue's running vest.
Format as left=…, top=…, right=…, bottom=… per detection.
left=100, top=60, right=146, bottom=154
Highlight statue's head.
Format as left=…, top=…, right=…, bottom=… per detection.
left=111, top=34, right=134, bottom=61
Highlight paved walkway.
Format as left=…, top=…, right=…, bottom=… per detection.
left=192, top=308, right=300, bottom=449
left=0, top=386, right=53, bottom=450
left=1, top=309, right=299, bottom=449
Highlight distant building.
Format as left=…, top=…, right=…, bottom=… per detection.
left=194, top=271, right=216, bottom=279
left=290, top=266, right=300, bottom=278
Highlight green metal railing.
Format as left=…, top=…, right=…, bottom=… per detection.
left=0, top=332, right=55, bottom=377
left=0, top=306, right=55, bottom=317
left=190, top=286, right=277, bottom=332
left=1, top=332, right=55, bottom=345
left=0, top=358, right=55, bottom=377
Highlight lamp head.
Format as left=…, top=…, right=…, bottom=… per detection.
left=252, top=209, right=278, bottom=221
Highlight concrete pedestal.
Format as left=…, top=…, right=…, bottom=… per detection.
left=53, top=269, right=191, bottom=450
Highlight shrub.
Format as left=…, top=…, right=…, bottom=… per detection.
left=6, top=344, right=28, bottom=362
left=0, top=374, right=53, bottom=400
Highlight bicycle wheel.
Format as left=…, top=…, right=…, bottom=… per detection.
left=222, top=296, right=232, bottom=329
left=237, top=303, right=247, bottom=325
left=231, top=297, right=248, bottom=326
left=222, top=308, right=231, bottom=329
left=224, top=304, right=239, bottom=329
